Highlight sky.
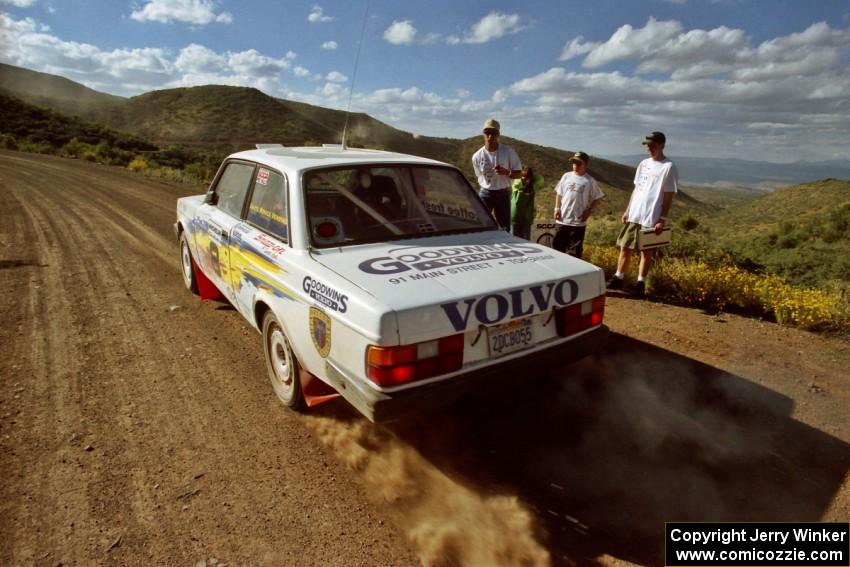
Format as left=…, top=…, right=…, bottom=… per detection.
left=1, top=0, right=849, bottom=162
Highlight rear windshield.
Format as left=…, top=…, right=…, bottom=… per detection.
left=303, top=164, right=497, bottom=247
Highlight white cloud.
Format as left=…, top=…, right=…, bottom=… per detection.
left=559, top=36, right=599, bottom=61
left=1, top=14, right=173, bottom=91
left=308, top=5, right=332, bottom=23
left=228, top=49, right=290, bottom=76
left=567, top=18, right=850, bottom=95
left=293, top=66, right=311, bottom=77
left=505, top=18, right=850, bottom=159
left=455, top=12, right=524, bottom=45
left=384, top=20, right=417, bottom=46
left=174, top=43, right=226, bottom=73
left=1, top=0, right=37, bottom=7
left=0, top=13, right=43, bottom=34
left=325, top=71, right=347, bottom=83
left=582, top=17, right=683, bottom=68
left=319, top=82, right=345, bottom=97
left=321, top=40, right=337, bottom=50
left=383, top=20, right=442, bottom=46
left=0, top=13, right=306, bottom=95
left=130, top=0, right=232, bottom=25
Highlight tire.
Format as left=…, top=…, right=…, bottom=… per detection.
left=262, top=311, right=306, bottom=410
left=179, top=231, right=199, bottom=294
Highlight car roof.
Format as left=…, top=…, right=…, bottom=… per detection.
left=229, top=145, right=448, bottom=173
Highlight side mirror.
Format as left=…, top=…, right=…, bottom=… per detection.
left=203, top=191, right=217, bottom=205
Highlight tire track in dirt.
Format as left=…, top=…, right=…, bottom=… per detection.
left=1, top=166, right=99, bottom=565
left=0, top=153, right=420, bottom=566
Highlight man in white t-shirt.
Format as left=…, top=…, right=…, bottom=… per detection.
left=552, top=151, right=604, bottom=259
left=471, top=118, right=522, bottom=231
left=608, top=131, right=679, bottom=297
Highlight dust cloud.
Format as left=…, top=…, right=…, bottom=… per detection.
left=519, top=350, right=781, bottom=538
left=306, top=416, right=551, bottom=567
left=306, top=340, right=791, bottom=565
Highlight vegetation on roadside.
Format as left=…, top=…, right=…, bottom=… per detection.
left=584, top=225, right=850, bottom=334
left=0, top=93, right=221, bottom=182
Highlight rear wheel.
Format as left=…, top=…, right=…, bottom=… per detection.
left=262, top=311, right=306, bottom=410
left=179, top=232, right=199, bottom=294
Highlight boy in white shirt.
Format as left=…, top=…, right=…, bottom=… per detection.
left=608, top=131, right=678, bottom=297
left=553, top=151, right=604, bottom=259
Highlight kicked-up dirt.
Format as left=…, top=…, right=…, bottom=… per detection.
left=1, top=151, right=848, bottom=566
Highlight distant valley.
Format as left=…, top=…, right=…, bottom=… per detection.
left=606, top=154, right=850, bottom=189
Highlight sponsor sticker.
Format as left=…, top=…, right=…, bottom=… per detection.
left=253, top=233, right=286, bottom=258
left=358, top=242, right=544, bottom=276
left=302, top=276, right=348, bottom=313
left=256, top=168, right=270, bottom=186
left=531, top=220, right=557, bottom=247
left=309, top=307, right=331, bottom=358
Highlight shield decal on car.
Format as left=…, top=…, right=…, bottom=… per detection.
left=310, top=307, right=331, bottom=358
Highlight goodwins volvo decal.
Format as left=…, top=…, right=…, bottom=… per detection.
left=303, top=276, right=348, bottom=313
left=441, top=278, right=579, bottom=332
left=358, top=242, right=544, bottom=275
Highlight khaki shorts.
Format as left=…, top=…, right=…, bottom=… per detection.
left=616, top=222, right=643, bottom=251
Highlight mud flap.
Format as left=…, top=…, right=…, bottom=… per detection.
left=193, top=259, right=224, bottom=301
left=300, top=368, right=341, bottom=408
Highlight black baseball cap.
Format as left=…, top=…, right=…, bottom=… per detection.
left=569, top=151, right=590, bottom=164
left=642, top=131, right=666, bottom=145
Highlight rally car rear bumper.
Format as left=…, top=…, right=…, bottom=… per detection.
left=325, top=324, right=609, bottom=423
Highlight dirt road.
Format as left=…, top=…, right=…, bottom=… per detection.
left=1, top=152, right=848, bottom=566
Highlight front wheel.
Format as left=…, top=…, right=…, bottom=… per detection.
left=262, top=311, right=306, bottom=410
left=179, top=232, right=199, bottom=294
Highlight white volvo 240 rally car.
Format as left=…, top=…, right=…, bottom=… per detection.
left=175, top=144, right=608, bottom=422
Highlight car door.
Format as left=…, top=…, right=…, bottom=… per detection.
left=228, top=165, right=292, bottom=318
left=199, top=160, right=255, bottom=299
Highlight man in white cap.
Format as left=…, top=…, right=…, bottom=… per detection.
left=608, top=131, right=678, bottom=297
left=471, top=118, right=522, bottom=231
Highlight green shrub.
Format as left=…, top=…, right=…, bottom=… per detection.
left=0, top=133, right=17, bottom=149
left=17, top=139, right=54, bottom=154
left=677, top=211, right=700, bottom=231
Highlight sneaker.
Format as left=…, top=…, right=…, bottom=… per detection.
left=606, top=276, right=623, bottom=290
left=634, top=280, right=646, bottom=298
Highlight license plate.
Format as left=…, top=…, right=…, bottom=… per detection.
left=487, top=319, right=534, bottom=356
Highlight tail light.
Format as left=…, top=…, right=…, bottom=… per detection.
left=367, top=334, right=464, bottom=387
left=556, top=295, right=605, bottom=337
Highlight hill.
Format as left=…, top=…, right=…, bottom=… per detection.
left=98, top=85, right=338, bottom=150
left=712, top=179, right=850, bottom=287
left=1, top=62, right=713, bottom=219
left=0, top=92, right=156, bottom=158
left=0, top=62, right=124, bottom=117
left=713, top=178, right=850, bottom=238
left=95, top=85, right=644, bottom=211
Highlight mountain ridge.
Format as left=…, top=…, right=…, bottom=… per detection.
left=0, top=62, right=643, bottom=216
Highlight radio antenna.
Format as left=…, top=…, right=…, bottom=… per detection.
left=341, top=0, right=370, bottom=150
